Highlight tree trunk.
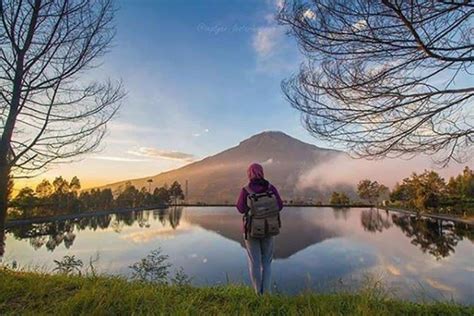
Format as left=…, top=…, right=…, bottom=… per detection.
left=0, top=47, right=26, bottom=250
left=0, top=160, right=9, bottom=257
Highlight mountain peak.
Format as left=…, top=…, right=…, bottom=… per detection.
left=240, top=130, right=300, bottom=146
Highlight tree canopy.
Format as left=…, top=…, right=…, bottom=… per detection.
left=279, top=0, right=473, bottom=165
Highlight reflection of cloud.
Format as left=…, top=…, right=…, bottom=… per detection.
left=121, top=223, right=193, bottom=243
left=425, top=278, right=456, bottom=293
left=386, top=265, right=401, bottom=276
left=405, top=263, right=417, bottom=273
left=262, top=158, right=274, bottom=165
left=128, top=147, right=196, bottom=162
left=91, top=156, right=150, bottom=162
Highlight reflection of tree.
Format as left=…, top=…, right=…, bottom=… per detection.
left=156, top=209, right=167, bottom=226
left=391, top=215, right=469, bottom=260
left=332, top=207, right=350, bottom=220
left=455, top=224, right=474, bottom=243
left=360, top=209, right=392, bottom=233
left=3, top=208, right=184, bottom=254
left=168, top=207, right=183, bottom=229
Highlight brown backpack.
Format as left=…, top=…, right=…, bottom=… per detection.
left=243, top=185, right=281, bottom=239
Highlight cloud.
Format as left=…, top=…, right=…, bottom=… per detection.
left=253, top=26, right=284, bottom=57
left=274, top=0, right=284, bottom=10
left=108, top=121, right=159, bottom=134
left=302, top=9, right=316, bottom=20
left=128, top=147, right=196, bottom=162
left=252, top=2, right=300, bottom=74
left=91, top=156, right=150, bottom=162
left=192, top=128, right=210, bottom=137
left=297, top=154, right=470, bottom=190
left=352, top=19, right=367, bottom=32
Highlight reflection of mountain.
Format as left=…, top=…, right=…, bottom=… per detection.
left=185, top=210, right=341, bottom=259
left=98, top=131, right=346, bottom=203
left=4, top=208, right=473, bottom=261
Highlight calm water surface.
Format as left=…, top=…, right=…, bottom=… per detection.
left=2, top=207, right=473, bottom=303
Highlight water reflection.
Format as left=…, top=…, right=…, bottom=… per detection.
left=3, top=207, right=341, bottom=259
left=391, top=214, right=473, bottom=260
left=1, top=207, right=473, bottom=303
left=186, top=209, right=341, bottom=259
left=3, top=207, right=472, bottom=261
left=360, top=208, right=392, bottom=233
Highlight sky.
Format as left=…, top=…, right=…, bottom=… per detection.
left=14, top=0, right=471, bottom=191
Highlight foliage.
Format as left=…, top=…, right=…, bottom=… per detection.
left=390, top=167, right=473, bottom=215
left=35, top=180, right=53, bottom=198
left=357, top=180, right=389, bottom=205
left=1, top=270, right=473, bottom=315
left=8, top=176, right=185, bottom=220
left=171, top=267, right=193, bottom=286
left=329, top=192, right=350, bottom=205
left=13, top=187, right=37, bottom=207
left=129, top=249, right=172, bottom=284
left=446, top=167, right=474, bottom=200
left=169, top=181, right=185, bottom=204
left=53, top=255, right=84, bottom=276
left=153, top=186, right=171, bottom=204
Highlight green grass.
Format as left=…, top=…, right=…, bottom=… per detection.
left=0, top=270, right=472, bottom=315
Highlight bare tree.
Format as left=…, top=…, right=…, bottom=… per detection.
left=278, top=0, right=473, bottom=165
left=0, top=0, right=124, bottom=233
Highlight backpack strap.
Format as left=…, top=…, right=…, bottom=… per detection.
left=244, top=185, right=255, bottom=195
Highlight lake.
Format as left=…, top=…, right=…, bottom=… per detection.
left=1, top=207, right=473, bottom=304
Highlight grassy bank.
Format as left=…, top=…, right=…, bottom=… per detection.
left=0, top=270, right=472, bottom=315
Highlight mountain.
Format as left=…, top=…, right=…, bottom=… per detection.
left=100, top=131, right=348, bottom=203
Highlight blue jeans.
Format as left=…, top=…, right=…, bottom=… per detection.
left=244, top=236, right=274, bottom=294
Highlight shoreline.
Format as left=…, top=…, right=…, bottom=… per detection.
left=5, top=204, right=473, bottom=228
left=4, top=204, right=373, bottom=228
left=382, top=206, right=474, bottom=225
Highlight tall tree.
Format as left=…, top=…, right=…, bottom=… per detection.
left=357, top=179, right=389, bottom=205
left=278, top=1, right=473, bottom=165
left=52, top=176, right=69, bottom=194
left=35, top=179, right=53, bottom=198
left=169, top=181, right=184, bottom=205
left=0, top=1, right=124, bottom=233
left=69, top=176, right=81, bottom=195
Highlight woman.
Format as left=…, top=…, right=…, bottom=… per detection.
left=236, top=163, right=283, bottom=294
